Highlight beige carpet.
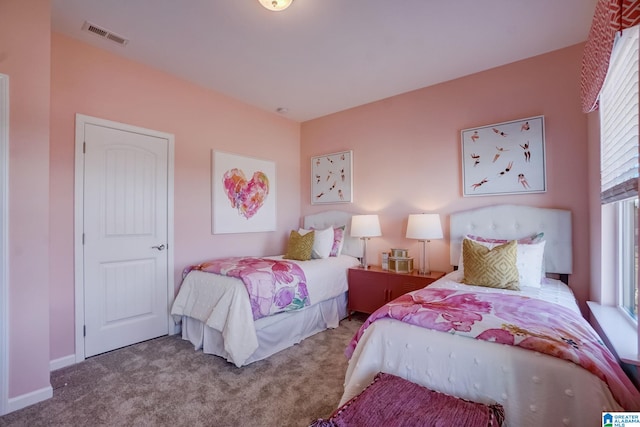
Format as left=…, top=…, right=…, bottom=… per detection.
left=0, top=315, right=366, bottom=427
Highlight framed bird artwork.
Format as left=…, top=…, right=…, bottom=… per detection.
left=461, top=115, right=546, bottom=196
left=311, top=150, right=353, bottom=204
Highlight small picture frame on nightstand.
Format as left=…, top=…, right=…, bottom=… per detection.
left=381, top=252, right=389, bottom=270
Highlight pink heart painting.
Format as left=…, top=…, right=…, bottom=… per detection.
left=223, top=168, right=270, bottom=219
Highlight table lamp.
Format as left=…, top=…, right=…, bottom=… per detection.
left=406, top=213, right=443, bottom=275
left=350, top=214, right=381, bottom=269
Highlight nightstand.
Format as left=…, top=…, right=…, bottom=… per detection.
left=347, top=266, right=445, bottom=317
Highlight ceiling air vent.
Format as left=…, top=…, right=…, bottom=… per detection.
left=81, top=21, right=129, bottom=46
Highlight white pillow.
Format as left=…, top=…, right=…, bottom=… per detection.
left=298, top=227, right=334, bottom=259
left=459, top=237, right=546, bottom=288
left=515, top=240, right=546, bottom=288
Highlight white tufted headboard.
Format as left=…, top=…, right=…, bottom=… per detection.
left=303, top=210, right=363, bottom=259
left=450, top=204, right=572, bottom=275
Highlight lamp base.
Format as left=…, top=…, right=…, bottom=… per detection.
left=360, top=237, right=371, bottom=269
left=419, top=240, right=431, bottom=277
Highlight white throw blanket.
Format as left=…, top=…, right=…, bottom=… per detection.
left=171, top=271, right=258, bottom=367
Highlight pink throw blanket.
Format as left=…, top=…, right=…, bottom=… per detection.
left=184, top=257, right=309, bottom=320
left=310, top=372, right=505, bottom=427
left=346, top=287, right=640, bottom=410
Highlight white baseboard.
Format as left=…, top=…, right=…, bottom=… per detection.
left=50, top=354, right=76, bottom=372
left=6, top=384, right=52, bottom=414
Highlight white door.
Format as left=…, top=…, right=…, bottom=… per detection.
left=83, top=123, right=169, bottom=357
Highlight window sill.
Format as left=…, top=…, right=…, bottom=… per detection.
left=587, top=301, right=640, bottom=366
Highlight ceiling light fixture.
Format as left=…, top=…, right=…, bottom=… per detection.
left=258, top=0, right=293, bottom=12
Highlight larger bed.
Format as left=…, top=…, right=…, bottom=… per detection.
left=171, top=210, right=362, bottom=367
left=340, top=205, right=640, bottom=426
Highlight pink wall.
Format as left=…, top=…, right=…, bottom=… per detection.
left=301, top=44, right=591, bottom=310
left=0, top=0, right=52, bottom=398
left=49, top=33, right=301, bottom=361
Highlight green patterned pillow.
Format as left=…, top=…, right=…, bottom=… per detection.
left=462, top=238, right=519, bottom=290
left=283, top=230, right=314, bottom=261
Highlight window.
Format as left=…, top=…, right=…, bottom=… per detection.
left=619, top=197, right=638, bottom=320
left=600, top=24, right=639, bottom=323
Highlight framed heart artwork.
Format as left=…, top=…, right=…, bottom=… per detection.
left=212, top=151, right=276, bottom=234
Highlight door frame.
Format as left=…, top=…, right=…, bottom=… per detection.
left=0, top=74, right=9, bottom=415
left=74, top=114, right=175, bottom=363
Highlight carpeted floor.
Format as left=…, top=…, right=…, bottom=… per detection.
left=0, top=315, right=366, bottom=427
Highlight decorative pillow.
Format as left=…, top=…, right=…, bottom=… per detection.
left=462, top=239, right=519, bottom=290
left=458, top=233, right=546, bottom=287
left=283, top=230, right=314, bottom=261
left=515, top=240, right=546, bottom=288
left=467, top=232, right=544, bottom=245
left=330, top=226, right=346, bottom=257
left=458, top=232, right=544, bottom=268
left=298, top=227, right=333, bottom=259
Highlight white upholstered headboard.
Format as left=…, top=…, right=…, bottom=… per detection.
left=450, top=204, right=572, bottom=275
left=303, top=210, right=362, bottom=259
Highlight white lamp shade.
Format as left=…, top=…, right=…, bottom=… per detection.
left=350, top=214, right=381, bottom=237
left=258, top=0, right=293, bottom=11
left=406, top=213, right=443, bottom=240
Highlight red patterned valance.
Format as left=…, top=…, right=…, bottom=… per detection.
left=580, top=0, right=640, bottom=113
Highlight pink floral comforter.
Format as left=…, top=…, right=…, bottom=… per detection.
left=184, top=257, right=310, bottom=320
left=346, top=287, right=640, bottom=410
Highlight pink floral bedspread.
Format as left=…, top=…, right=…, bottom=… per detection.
left=346, top=287, right=640, bottom=410
left=184, top=257, right=309, bottom=320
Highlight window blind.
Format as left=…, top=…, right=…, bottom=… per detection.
left=600, top=24, right=639, bottom=204
left=581, top=0, right=640, bottom=113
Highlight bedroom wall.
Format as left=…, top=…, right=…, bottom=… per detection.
left=301, top=44, right=591, bottom=310
left=0, top=0, right=52, bottom=401
left=49, top=33, right=301, bottom=362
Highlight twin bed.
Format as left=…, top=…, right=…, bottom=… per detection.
left=171, top=210, right=362, bottom=367
left=339, top=204, right=639, bottom=425
left=171, top=205, right=639, bottom=425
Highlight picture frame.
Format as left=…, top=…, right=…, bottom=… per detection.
left=212, top=150, right=276, bottom=234
left=311, top=150, right=353, bottom=204
left=461, top=115, right=546, bottom=197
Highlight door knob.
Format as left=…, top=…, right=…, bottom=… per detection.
left=151, top=244, right=166, bottom=251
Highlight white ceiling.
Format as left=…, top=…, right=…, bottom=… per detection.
left=51, top=0, right=597, bottom=122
